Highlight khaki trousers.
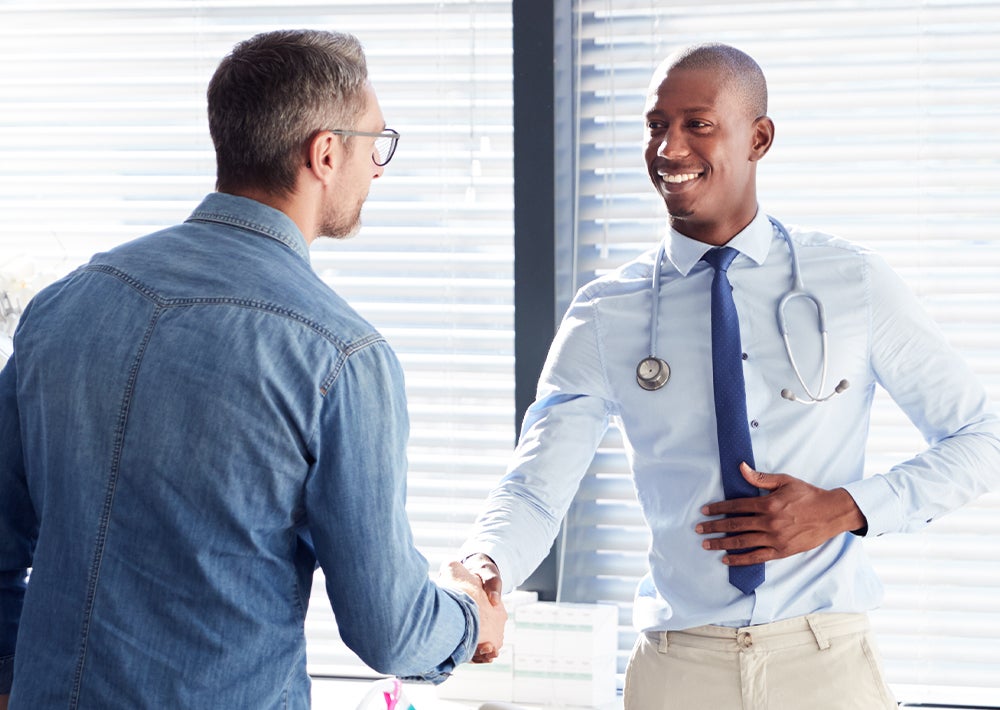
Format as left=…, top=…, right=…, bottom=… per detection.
left=624, top=613, right=897, bottom=710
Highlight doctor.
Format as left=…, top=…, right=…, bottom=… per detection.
left=461, top=42, right=1000, bottom=709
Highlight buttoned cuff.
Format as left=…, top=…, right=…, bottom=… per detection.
left=840, top=474, right=904, bottom=537
left=397, top=587, right=479, bottom=685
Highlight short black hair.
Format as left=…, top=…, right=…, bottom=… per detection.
left=662, top=43, right=768, bottom=119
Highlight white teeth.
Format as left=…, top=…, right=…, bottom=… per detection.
left=659, top=172, right=700, bottom=184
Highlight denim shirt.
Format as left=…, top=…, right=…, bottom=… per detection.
left=0, top=193, right=477, bottom=708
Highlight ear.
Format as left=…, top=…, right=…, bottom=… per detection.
left=304, top=130, right=341, bottom=185
left=749, top=116, right=775, bottom=162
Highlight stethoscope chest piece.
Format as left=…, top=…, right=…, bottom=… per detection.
left=636, top=356, right=670, bottom=391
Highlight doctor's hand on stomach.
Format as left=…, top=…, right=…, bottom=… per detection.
left=438, top=560, right=507, bottom=664
left=696, top=462, right=869, bottom=565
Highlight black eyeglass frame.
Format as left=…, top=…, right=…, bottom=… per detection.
left=327, top=128, right=399, bottom=166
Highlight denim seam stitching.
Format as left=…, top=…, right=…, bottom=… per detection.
left=69, top=306, right=163, bottom=709
left=81, top=264, right=382, bottom=359
left=187, top=212, right=305, bottom=258
left=83, top=264, right=162, bottom=304
left=318, top=334, right=385, bottom=395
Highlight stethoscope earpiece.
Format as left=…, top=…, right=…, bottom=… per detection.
left=780, top=379, right=849, bottom=404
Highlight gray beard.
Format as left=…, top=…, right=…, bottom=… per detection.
left=318, top=199, right=364, bottom=240
left=318, top=217, right=361, bottom=240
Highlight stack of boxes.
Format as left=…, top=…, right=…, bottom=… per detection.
left=438, top=594, right=619, bottom=708
left=511, top=602, right=618, bottom=707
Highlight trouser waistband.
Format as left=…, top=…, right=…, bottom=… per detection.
left=646, top=613, right=870, bottom=653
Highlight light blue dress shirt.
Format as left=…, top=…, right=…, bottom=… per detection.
left=464, top=209, right=1000, bottom=632
left=0, top=193, right=478, bottom=707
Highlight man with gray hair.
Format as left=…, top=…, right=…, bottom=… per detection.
left=0, top=29, right=505, bottom=709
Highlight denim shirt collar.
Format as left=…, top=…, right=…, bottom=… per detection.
left=186, top=192, right=311, bottom=264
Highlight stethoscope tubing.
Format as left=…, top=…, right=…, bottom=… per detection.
left=641, top=216, right=847, bottom=403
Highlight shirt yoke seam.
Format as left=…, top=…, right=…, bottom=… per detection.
left=81, top=263, right=381, bottom=358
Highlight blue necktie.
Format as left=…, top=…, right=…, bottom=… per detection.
left=702, top=247, right=764, bottom=595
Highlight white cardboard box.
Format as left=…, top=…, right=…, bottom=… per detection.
left=513, top=602, right=618, bottom=659
left=439, top=598, right=619, bottom=707
left=512, top=653, right=617, bottom=708
left=436, top=644, right=515, bottom=702
left=511, top=602, right=618, bottom=708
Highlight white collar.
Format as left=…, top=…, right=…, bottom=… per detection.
left=662, top=209, right=774, bottom=276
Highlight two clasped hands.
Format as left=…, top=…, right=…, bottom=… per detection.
left=437, top=555, right=506, bottom=664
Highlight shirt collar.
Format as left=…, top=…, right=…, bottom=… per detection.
left=662, top=209, right=773, bottom=276
left=186, top=192, right=311, bottom=264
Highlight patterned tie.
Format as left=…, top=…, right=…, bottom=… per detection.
left=702, top=247, right=764, bottom=595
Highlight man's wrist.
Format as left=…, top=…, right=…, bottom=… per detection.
left=834, top=487, right=868, bottom=536
left=461, top=552, right=496, bottom=567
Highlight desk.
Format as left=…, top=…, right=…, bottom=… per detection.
left=311, top=678, right=474, bottom=709
left=310, top=677, right=623, bottom=709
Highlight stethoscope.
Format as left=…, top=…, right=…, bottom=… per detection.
left=636, top=216, right=849, bottom=404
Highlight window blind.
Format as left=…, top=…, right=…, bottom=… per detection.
left=0, top=0, right=514, bottom=679
left=561, top=1, right=1000, bottom=705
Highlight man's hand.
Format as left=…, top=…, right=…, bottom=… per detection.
left=438, top=560, right=507, bottom=664
left=461, top=552, right=502, bottom=602
left=695, top=462, right=867, bottom=566
left=459, top=553, right=504, bottom=663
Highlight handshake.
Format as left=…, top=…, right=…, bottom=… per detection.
left=438, top=553, right=508, bottom=664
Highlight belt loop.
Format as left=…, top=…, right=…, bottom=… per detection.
left=658, top=631, right=669, bottom=654
left=806, top=614, right=831, bottom=651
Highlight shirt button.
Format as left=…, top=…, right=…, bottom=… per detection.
left=750, top=420, right=759, bottom=429
left=741, top=352, right=749, bottom=361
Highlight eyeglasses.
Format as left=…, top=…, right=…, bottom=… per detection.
left=327, top=128, right=400, bottom=167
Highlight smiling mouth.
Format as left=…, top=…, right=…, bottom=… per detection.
left=657, top=171, right=702, bottom=184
